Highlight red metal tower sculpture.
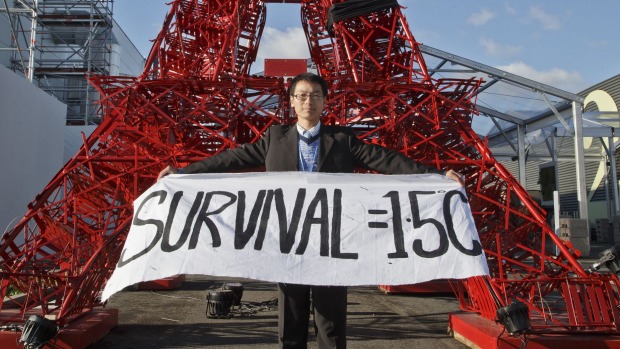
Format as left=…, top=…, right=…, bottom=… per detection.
left=1, top=0, right=619, bottom=337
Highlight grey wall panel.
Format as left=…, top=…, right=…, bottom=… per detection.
left=0, top=65, right=66, bottom=232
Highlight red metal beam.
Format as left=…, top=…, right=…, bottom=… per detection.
left=1, top=0, right=618, bottom=336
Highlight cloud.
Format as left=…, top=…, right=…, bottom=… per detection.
left=497, top=61, right=585, bottom=92
left=504, top=4, right=516, bottom=15
left=480, top=38, right=521, bottom=57
left=253, top=27, right=310, bottom=73
left=467, top=8, right=495, bottom=26
left=529, top=7, right=560, bottom=30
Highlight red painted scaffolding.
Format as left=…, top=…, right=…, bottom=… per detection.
left=1, top=0, right=618, bottom=337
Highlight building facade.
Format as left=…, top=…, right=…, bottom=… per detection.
left=1, top=0, right=145, bottom=125
left=502, top=74, right=620, bottom=241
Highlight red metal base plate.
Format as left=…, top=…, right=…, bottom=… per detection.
left=449, top=312, right=620, bottom=349
left=0, top=308, right=118, bottom=349
left=136, top=274, right=185, bottom=290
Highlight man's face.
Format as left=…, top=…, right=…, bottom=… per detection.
left=290, top=80, right=325, bottom=127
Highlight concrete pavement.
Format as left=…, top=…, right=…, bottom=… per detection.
left=90, top=243, right=616, bottom=348
left=92, top=276, right=468, bottom=349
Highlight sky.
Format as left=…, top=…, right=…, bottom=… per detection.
left=114, top=1, right=620, bottom=93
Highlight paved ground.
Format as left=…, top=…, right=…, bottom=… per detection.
left=92, top=276, right=468, bottom=349
left=90, top=243, right=612, bottom=349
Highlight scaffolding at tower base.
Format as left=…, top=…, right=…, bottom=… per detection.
left=2, top=0, right=114, bottom=125
left=0, top=0, right=619, bottom=338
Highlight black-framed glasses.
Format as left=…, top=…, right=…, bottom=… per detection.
left=293, top=93, right=324, bottom=101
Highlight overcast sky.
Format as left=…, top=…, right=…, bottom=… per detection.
left=114, top=1, right=620, bottom=93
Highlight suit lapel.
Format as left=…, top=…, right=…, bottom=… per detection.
left=279, top=126, right=299, bottom=170
left=318, top=127, right=335, bottom=171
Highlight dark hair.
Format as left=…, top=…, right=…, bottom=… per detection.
left=289, top=73, right=328, bottom=97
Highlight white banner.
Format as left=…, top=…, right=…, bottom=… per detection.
left=102, top=172, right=488, bottom=301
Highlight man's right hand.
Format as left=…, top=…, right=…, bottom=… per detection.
left=157, top=165, right=178, bottom=181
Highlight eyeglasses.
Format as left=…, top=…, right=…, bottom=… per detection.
left=293, top=93, right=324, bottom=101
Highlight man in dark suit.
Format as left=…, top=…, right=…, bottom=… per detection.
left=158, top=72, right=463, bottom=349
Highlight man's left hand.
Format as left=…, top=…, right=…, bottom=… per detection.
left=445, top=169, right=465, bottom=187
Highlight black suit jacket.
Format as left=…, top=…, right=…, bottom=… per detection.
left=183, top=124, right=441, bottom=175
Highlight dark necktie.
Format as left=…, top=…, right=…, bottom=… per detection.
left=299, top=133, right=320, bottom=144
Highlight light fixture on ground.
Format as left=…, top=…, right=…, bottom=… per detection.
left=206, top=290, right=235, bottom=318
left=222, top=282, right=244, bottom=307
left=19, top=315, right=58, bottom=349
left=592, top=246, right=620, bottom=275
left=496, top=301, right=531, bottom=336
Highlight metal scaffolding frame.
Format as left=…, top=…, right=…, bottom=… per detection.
left=419, top=44, right=591, bottom=222
left=1, top=0, right=114, bottom=125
